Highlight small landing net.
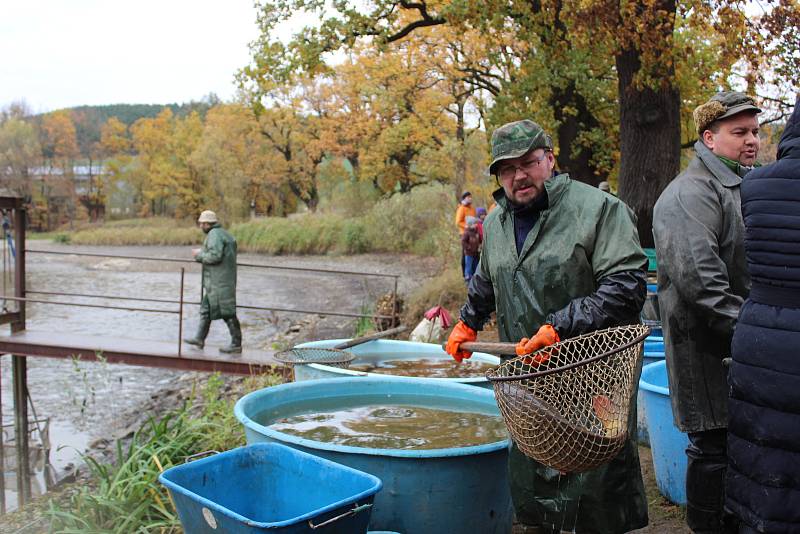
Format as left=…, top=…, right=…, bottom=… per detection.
left=486, top=324, right=649, bottom=473
left=274, top=347, right=355, bottom=369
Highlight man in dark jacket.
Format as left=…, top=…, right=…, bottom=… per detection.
left=726, top=97, right=800, bottom=534
left=183, top=210, right=242, bottom=354
left=653, top=91, right=760, bottom=533
left=446, top=119, right=649, bottom=533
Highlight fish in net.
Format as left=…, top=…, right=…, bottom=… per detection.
left=486, top=324, right=648, bottom=473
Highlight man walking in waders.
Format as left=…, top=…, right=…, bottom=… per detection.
left=183, top=210, right=242, bottom=354
left=445, top=119, right=649, bottom=533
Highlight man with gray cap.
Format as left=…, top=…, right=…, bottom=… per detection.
left=653, top=91, right=760, bottom=533
left=184, top=210, right=242, bottom=354
left=446, top=119, right=648, bottom=532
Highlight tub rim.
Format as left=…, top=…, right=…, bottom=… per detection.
left=639, top=359, right=669, bottom=396
left=234, top=376, right=511, bottom=459
left=295, top=338, right=500, bottom=384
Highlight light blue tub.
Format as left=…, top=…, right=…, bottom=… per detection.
left=640, top=360, right=689, bottom=505
left=637, top=342, right=666, bottom=444
left=158, top=443, right=381, bottom=533
left=234, top=377, right=513, bottom=534
left=293, top=339, right=499, bottom=389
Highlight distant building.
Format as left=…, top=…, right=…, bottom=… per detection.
left=27, top=164, right=107, bottom=195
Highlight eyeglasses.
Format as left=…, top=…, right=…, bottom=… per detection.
left=497, top=152, right=549, bottom=181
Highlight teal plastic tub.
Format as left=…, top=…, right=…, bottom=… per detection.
left=235, top=376, right=513, bottom=534
left=644, top=248, right=658, bottom=272
left=293, top=339, right=499, bottom=389
left=640, top=360, right=689, bottom=505
left=636, top=338, right=665, bottom=445
left=158, top=443, right=382, bottom=533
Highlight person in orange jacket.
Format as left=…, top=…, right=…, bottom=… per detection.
left=455, top=191, right=477, bottom=278
left=454, top=191, right=476, bottom=235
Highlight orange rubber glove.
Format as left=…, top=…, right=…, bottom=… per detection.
left=515, top=324, right=560, bottom=365
left=445, top=321, right=477, bottom=363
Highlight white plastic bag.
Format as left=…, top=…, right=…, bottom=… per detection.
left=409, top=316, right=446, bottom=343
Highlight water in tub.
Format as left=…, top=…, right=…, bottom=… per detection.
left=348, top=355, right=496, bottom=378
left=259, top=398, right=508, bottom=449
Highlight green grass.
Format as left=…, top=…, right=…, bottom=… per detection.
left=69, top=226, right=203, bottom=246
left=230, top=183, right=457, bottom=257
left=39, top=183, right=461, bottom=258
left=45, top=373, right=281, bottom=533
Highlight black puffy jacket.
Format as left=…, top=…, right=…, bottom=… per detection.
left=726, top=98, right=800, bottom=533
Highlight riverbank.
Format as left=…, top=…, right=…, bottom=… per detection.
left=0, top=371, right=284, bottom=533
left=29, top=183, right=460, bottom=259
left=0, top=243, right=445, bottom=518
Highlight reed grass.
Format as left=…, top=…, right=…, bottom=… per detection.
left=47, top=183, right=459, bottom=258
left=69, top=226, right=203, bottom=246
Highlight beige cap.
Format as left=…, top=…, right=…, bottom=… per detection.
left=197, top=210, right=218, bottom=223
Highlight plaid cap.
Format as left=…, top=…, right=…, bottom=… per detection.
left=693, top=91, right=762, bottom=135
left=489, top=119, right=553, bottom=175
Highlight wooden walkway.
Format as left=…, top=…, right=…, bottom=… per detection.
left=0, top=330, right=281, bottom=375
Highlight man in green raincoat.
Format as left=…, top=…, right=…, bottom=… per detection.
left=446, top=120, right=649, bottom=533
left=183, top=210, right=242, bottom=354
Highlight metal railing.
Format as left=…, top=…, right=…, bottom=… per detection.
left=0, top=218, right=403, bottom=511
left=20, top=248, right=401, bottom=356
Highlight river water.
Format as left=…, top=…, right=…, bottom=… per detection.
left=0, top=241, right=433, bottom=512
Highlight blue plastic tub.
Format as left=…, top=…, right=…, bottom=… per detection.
left=158, top=443, right=382, bottom=534
left=644, top=336, right=664, bottom=353
left=637, top=336, right=665, bottom=444
left=293, top=339, right=499, bottom=389
left=640, top=360, right=689, bottom=505
left=235, top=376, right=513, bottom=534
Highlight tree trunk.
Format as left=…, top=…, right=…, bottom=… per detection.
left=550, top=82, right=605, bottom=185
left=454, top=98, right=467, bottom=193
left=615, top=2, right=681, bottom=249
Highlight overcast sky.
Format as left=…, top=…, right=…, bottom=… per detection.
left=0, top=0, right=267, bottom=113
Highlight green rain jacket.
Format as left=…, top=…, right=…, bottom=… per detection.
left=195, top=224, right=238, bottom=320
left=461, top=173, right=649, bottom=533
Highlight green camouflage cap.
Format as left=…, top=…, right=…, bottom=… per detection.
left=489, top=119, right=553, bottom=175
left=693, top=91, right=761, bottom=134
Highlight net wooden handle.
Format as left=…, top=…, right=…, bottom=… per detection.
left=443, top=341, right=518, bottom=356
left=334, top=324, right=408, bottom=350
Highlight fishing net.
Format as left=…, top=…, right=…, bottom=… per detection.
left=274, top=347, right=355, bottom=368
left=486, top=324, right=648, bottom=473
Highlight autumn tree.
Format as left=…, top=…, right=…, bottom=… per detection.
left=244, top=82, right=327, bottom=211
left=191, top=103, right=297, bottom=218
left=129, top=109, right=204, bottom=217
left=39, top=110, right=82, bottom=227
left=99, top=116, right=140, bottom=217
left=244, top=0, right=795, bottom=245
left=0, top=113, right=41, bottom=200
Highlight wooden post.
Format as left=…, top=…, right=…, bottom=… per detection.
left=392, top=277, right=398, bottom=328
left=11, top=205, right=30, bottom=504
left=0, top=354, right=5, bottom=514
left=178, top=268, right=185, bottom=357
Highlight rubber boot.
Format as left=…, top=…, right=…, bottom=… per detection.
left=220, top=316, right=242, bottom=354
left=686, top=429, right=729, bottom=533
left=183, top=316, right=210, bottom=349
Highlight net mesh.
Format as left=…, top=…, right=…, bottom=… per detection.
left=486, top=324, right=648, bottom=473
left=274, top=347, right=355, bottom=368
